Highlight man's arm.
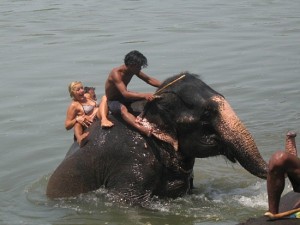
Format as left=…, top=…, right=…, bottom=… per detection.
left=137, top=71, right=161, bottom=87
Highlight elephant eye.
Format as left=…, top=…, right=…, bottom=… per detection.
left=203, top=110, right=210, bottom=118
left=197, top=110, right=211, bottom=126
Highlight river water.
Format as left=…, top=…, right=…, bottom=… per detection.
left=1, top=0, right=300, bottom=224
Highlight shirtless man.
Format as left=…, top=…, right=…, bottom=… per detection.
left=266, top=131, right=300, bottom=214
left=105, top=50, right=161, bottom=136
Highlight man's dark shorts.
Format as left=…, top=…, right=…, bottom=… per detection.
left=108, top=98, right=134, bottom=115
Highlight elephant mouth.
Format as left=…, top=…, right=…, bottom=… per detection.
left=199, top=134, right=218, bottom=146
left=196, top=121, right=219, bottom=146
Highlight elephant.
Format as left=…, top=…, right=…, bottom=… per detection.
left=46, top=72, right=268, bottom=204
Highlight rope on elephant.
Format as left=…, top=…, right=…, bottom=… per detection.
left=154, top=74, right=186, bottom=96
left=264, top=208, right=300, bottom=219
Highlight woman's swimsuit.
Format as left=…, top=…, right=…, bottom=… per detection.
left=82, top=105, right=95, bottom=115
left=81, top=101, right=97, bottom=115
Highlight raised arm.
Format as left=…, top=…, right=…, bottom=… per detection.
left=137, top=71, right=161, bottom=87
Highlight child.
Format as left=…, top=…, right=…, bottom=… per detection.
left=84, top=86, right=97, bottom=101
left=84, top=86, right=114, bottom=128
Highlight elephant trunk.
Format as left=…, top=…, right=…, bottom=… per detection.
left=212, top=96, right=268, bottom=179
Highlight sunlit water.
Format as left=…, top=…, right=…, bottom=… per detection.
left=1, top=0, right=300, bottom=224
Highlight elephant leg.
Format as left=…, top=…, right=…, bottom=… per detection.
left=46, top=154, right=97, bottom=198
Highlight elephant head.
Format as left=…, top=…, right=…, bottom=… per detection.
left=140, top=72, right=267, bottom=179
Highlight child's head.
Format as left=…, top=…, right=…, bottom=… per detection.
left=84, top=86, right=96, bottom=100
left=68, top=81, right=83, bottom=98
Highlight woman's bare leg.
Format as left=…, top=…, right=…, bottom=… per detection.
left=97, top=95, right=114, bottom=128
left=74, top=122, right=89, bottom=147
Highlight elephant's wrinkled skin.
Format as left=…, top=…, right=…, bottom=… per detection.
left=47, top=73, right=268, bottom=203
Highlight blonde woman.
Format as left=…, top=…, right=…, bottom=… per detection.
left=65, top=81, right=113, bottom=147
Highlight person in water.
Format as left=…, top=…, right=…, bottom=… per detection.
left=65, top=81, right=113, bottom=146
left=266, top=131, right=300, bottom=215
left=105, top=50, right=161, bottom=136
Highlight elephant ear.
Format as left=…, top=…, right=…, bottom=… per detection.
left=136, top=116, right=179, bottom=151
left=152, top=128, right=178, bottom=151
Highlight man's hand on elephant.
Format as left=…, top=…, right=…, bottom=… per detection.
left=144, top=93, right=155, bottom=101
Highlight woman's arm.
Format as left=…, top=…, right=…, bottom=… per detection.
left=65, top=103, right=85, bottom=130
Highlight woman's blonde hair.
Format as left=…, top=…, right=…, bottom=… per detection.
left=68, top=81, right=83, bottom=98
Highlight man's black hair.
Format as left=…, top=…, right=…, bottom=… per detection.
left=124, top=50, right=148, bottom=68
